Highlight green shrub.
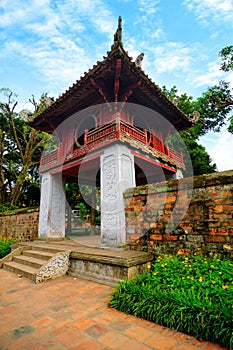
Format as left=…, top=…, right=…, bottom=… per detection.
left=0, top=236, right=19, bottom=258
left=109, top=253, right=233, bottom=349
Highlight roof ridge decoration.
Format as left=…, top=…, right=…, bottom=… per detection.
left=29, top=15, right=199, bottom=132
left=112, top=16, right=123, bottom=48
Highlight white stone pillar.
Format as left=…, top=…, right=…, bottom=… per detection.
left=38, top=172, right=66, bottom=240
left=100, top=143, right=136, bottom=245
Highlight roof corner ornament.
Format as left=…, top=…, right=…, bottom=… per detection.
left=114, top=16, right=123, bottom=46
left=135, top=53, right=144, bottom=67
left=190, top=110, right=200, bottom=123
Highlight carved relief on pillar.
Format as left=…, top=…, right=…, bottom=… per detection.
left=38, top=175, right=49, bottom=237
left=101, top=154, right=119, bottom=243
left=102, top=156, right=118, bottom=202
left=49, top=175, right=65, bottom=237
left=38, top=172, right=66, bottom=239
left=101, top=145, right=136, bottom=245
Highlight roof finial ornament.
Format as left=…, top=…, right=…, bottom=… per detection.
left=114, top=16, right=122, bottom=46
left=135, top=53, right=144, bottom=67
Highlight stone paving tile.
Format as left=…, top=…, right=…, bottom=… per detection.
left=145, top=333, right=179, bottom=349
left=117, top=338, right=154, bottom=350
left=84, top=324, right=108, bottom=338
left=0, top=269, right=228, bottom=350
left=71, top=337, right=103, bottom=350
left=123, top=325, right=155, bottom=342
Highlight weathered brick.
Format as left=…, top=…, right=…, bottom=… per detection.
left=164, top=235, right=179, bottom=241
left=150, top=234, right=162, bottom=241
left=223, top=204, right=233, bottom=211
left=0, top=211, right=39, bottom=241
left=209, top=228, right=228, bottom=235
left=205, top=236, right=226, bottom=243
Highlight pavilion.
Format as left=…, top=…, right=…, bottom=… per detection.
left=31, top=17, right=195, bottom=246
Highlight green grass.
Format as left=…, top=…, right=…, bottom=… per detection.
left=0, top=236, right=19, bottom=258
left=109, top=253, right=233, bottom=349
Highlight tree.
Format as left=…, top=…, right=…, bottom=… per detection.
left=163, top=45, right=233, bottom=136
left=0, top=89, right=52, bottom=207
left=161, top=86, right=217, bottom=176
left=194, top=81, right=233, bottom=134
left=219, top=45, right=233, bottom=72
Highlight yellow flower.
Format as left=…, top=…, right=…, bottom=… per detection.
left=199, top=277, right=204, bottom=282
left=154, top=272, right=158, bottom=275
left=222, top=285, right=229, bottom=289
left=211, top=281, right=216, bottom=284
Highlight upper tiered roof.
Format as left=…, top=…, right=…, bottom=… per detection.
left=30, top=17, right=196, bottom=134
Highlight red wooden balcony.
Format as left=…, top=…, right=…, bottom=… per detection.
left=40, top=119, right=184, bottom=170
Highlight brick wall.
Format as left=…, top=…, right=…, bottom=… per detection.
left=0, top=210, right=39, bottom=241
left=124, top=170, right=233, bottom=254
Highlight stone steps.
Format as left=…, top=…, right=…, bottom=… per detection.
left=2, top=244, right=67, bottom=281
left=13, top=255, right=46, bottom=269
left=2, top=241, right=154, bottom=286
left=23, top=250, right=56, bottom=261
left=3, top=261, right=38, bottom=281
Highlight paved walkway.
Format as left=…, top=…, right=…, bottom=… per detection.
left=0, top=269, right=228, bottom=350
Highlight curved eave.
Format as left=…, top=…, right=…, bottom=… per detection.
left=30, top=43, right=195, bottom=133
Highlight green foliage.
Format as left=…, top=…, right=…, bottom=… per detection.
left=0, top=88, right=51, bottom=206
left=0, top=236, right=19, bottom=258
left=167, top=133, right=216, bottom=176
left=109, top=254, right=233, bottom=349
left=162, top=80, right=233, bottom=174
left=219, top=45, right=233, bottom=72
left=194, top=81, right=233, bottom=135
left=168, top=131, right=217, bottom=176
left=66, top=183, right=100, bottom=225
left=0, top=202, right=19, bottom=213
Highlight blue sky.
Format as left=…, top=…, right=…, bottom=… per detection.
left=0, top=0, right=233, bottom=171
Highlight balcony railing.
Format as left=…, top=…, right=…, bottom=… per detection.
left=40, top=119, right=184, bottom=168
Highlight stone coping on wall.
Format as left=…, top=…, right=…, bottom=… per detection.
left=124, top=169, right=233, bottom=198
left=0, top=206, right=39, bottom=217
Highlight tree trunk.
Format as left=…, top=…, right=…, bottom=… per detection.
left=10, top=165, right=30, bottom=206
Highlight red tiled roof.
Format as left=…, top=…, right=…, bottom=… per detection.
left=30, top=42, right=195, bottom=133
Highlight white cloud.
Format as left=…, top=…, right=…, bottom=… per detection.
left=193, top=61, right=223, bottom=87
left=200, top=128, right=233, bottom=171
left=183, top=0, right=233, bottom=26
left=151, top=42, right=195, bottom=74
left=151, top=29, right=165, bottom=40
left=0, top=0, right=116, bottom=94
left=137, top=0, right=160, bottom=15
